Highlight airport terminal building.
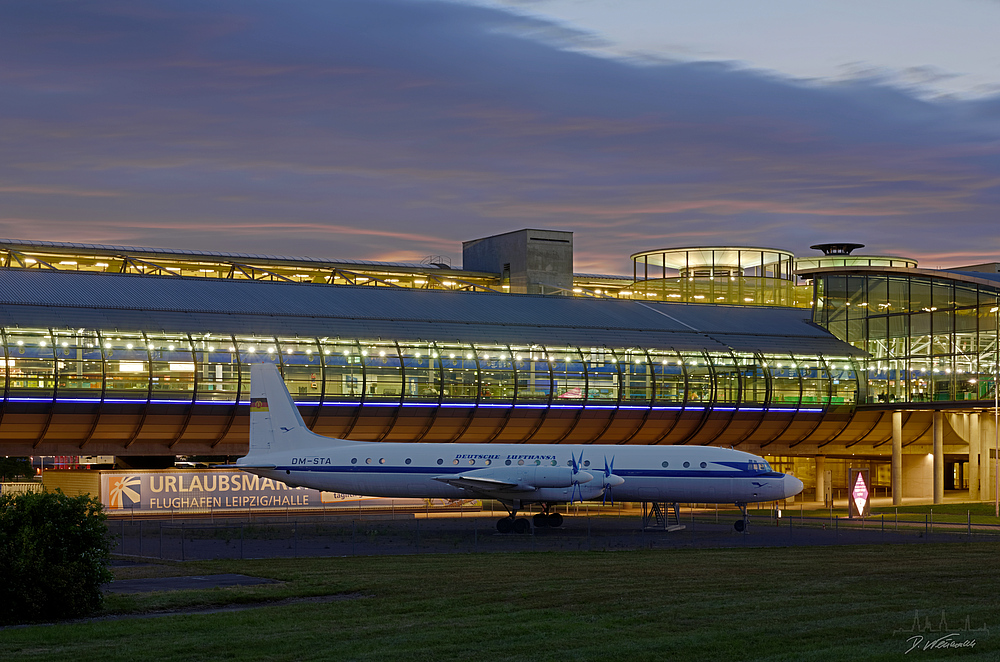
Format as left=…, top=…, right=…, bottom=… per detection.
left=1, top=231, right=998, bottom=505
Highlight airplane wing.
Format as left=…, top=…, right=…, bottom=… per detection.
left=433, top=474, right=521, bottom=491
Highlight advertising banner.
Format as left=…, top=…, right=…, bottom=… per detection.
left=100, top=469, right=456, bottom=514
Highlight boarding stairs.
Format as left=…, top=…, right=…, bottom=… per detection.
left=642, top=502, right=686, bottom=532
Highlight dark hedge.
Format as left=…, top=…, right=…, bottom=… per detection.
left=0, top=490, right=113, bottom=624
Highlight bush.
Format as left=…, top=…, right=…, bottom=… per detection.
left=0, top=489, right=113, bottom=624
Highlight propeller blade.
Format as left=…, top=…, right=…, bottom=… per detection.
left=601, top=455, right=617, bottom=505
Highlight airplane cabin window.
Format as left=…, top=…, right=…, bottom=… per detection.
left=584, top=460, right=591, bottom=467
left=468, top=459, right=475, bottom=465
left=405, top=458, right=412, bottom=464
left=517, top=459, right=524, bottom=466
left=505, top=460, right=512, bottom=465
left=437, top=458, right=443, bottom=465
left=453, top=459, right=460, bottom=465
left=700, top=462, right=707, bottom=468
left=379, top=458, right=385, bottom=464
left=683, top=461, right=690, bottom=468
left=366, top=458, right=372, bottom=464
left=661, top=461, right=668, bottom=468
left=484, top=459, right=491, bottom=465
left=351, top=458, right=357, bottom=464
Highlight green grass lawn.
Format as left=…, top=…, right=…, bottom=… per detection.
left=2, top=544, right=999, bottom=661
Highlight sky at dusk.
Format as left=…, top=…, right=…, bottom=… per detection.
left=1, top=0, right=999, bottom=275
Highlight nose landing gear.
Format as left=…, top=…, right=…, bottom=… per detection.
left=734, top=502, right=749, bottom=532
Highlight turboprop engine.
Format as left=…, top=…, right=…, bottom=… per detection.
left=434, top=462, right=625, bottom=502
left=436, top=465, right=594, bottom=492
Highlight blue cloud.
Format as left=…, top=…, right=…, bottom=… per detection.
left=0, top=0, right=997, bottom=272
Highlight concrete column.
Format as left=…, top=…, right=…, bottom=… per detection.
left=892, top=410, right=903, bottom=505
left=933, top=410, right=944, bottom=504
left=970, top=413, right=980, bottom=500
left=987, top=416, right=999, bottom=506
left=815, top=456, right=826, bottom=504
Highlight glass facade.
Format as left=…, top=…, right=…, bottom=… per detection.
left=629, top=247, right=812, bottom=307
left=0, top=327, right=859, bottom=410
left=813, top=272, right=1000, bottom=404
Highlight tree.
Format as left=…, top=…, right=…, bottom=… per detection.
left=0, top=456, right=33, bottom=481
left=0, top=490, right=113, bottom=624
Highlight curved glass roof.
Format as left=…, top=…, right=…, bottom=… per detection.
left=0, top=269, right=863, bottom=357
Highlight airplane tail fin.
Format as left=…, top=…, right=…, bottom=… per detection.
left=245, top=363, right=349, bottom=459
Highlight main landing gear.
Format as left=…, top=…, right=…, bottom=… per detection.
left=497, top=516, right=530, bottom=534
left=496, top=502, right=562, bottom=534
left=734, top=502, right=749, bottom=533
left=532, top=504, right=563, bottom=529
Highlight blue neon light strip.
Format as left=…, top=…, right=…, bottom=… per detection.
left=3, top=396, right=826, bottom=413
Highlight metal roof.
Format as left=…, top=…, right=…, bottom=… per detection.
left=0, top=269, right=862, bottom=355
left=796, top=264, right=1000, bottom=292
left=944, top=270, right=1000, bottom=284
left=0, top=238, right=454, bottom=271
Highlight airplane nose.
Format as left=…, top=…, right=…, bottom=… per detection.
left=785, top=475, right=804, bottom=498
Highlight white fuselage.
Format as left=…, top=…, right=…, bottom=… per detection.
left=241, top=441, right=803, bottom=505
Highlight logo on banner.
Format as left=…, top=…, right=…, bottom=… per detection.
left=251, top=398, right=269, bottom=412
left=109, top=475, right=141, bottom=509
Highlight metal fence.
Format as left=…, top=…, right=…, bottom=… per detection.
left=0, top=481, right=43, bottom=495
left=109, top=508, right=1000, bottom=561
